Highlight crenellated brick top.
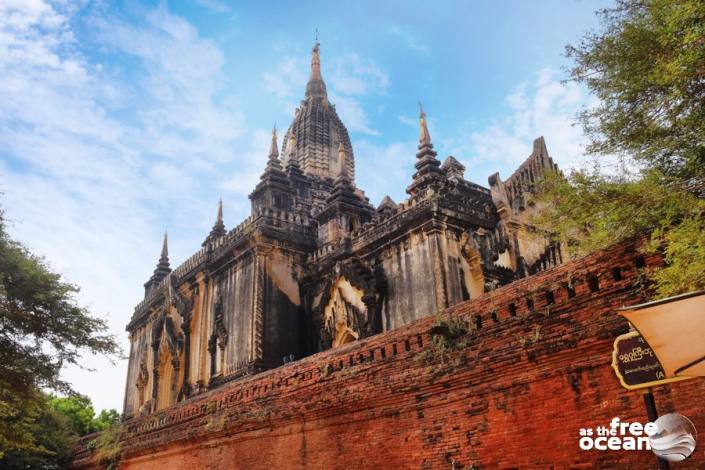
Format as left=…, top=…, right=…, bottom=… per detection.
left=74, top=240, right=667, bottom=469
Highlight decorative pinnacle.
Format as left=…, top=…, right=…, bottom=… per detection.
left=216, top=199, right=223, bottom=225
left=305, top=41, right=327, bottom=99
left=160, top=231, right=169, bottom=263
left=419, top=101, right=431, bottom=146
left=202, top=199, right=226, bottom=247
left=145, top=231, right=171, bottom=292
left=269, top=125, right=279, bottom=160
left=311, top=42, right=322, bottom=80
left=153, top=231, right=171, bottom=275
left=262, top=126, right=283, bottom=174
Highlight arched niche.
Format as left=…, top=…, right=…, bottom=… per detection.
left=459, top=233, right=485, bottom=299
left=323, top=277, right=366, bottom=348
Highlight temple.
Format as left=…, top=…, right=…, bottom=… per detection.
left=123, top=42, right=564, bottom=417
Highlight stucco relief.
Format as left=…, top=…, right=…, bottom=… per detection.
left=323, top=277, right=367, bottom=348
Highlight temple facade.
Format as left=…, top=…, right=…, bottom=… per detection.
left=122, top=43, right=564, bottom=417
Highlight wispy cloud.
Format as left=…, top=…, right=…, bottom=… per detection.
left=355, top=140, right=416, bottom=205
left=398, top=114, right=416, bottom=128
left=329, top=93, right=380, bottom=136
left=447, top=68, right=591, bottom=178
left=0, top=0, right=254, bottom=411
left=194, top=0, right=232, bottom=13
left=329, top=52, right=389, bottom=96
left=389, top=25, right=429, bottom=55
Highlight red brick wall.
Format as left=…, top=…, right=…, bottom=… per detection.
left=72, top=242, right=705, bottom=469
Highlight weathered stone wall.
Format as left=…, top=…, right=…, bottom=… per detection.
left=122, top=326, right=150, bottom=416
left=216, top=254, right=255, bottom=376
left=92, top=242, right=705, bottom=469
left=124, top=246, right=307, bottom=415
left=380, top=230, right=440, bottom=330
left=380, top=227, right=485, bottom=332
left=261, top=248, right=305, bottom=367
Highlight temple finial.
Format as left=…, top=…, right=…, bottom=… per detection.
left=144, top=231, right=172, bottom=295
left=203, top=200, right=226, bottom=246
left=419, top=101, right=431, bottom=146
left=153, top=231, right=171, bottom=281
left=160, top=231, right=169, bottom=263
left=305, top=40, right=327, bottom=99
left=269, top=126, right=279, bottom=160
left=311, top=41, right=321, bottom=80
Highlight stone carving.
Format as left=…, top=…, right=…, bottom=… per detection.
left=208, top=294, right=228, bottom=379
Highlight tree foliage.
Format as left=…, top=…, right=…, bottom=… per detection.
left=0, top=206, right=122, bottom=465
left=0, top=391, right=77, bottom=470
left=0, top=391, right=120, bottom=468
left=537, top=0, right=705, bottom=297
left=535, top=169, right=705, bottom=296
left=0, top=211, right=121, bottom=398
left=568, top=0, right=705, bottom=180
left=48, top=395, right=120, bottom=436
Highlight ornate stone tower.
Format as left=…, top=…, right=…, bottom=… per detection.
left=123, top=40, right=566, bottom=418
left=282, top=42, right=354, bottom=180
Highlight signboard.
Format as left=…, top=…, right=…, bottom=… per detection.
left=611, top=331, right=692, bottom=390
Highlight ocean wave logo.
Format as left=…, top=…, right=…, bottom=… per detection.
left=649, top=413, right=697, bottom=462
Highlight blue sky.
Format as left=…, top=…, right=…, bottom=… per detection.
left=0, top=0, right=610, bottom=411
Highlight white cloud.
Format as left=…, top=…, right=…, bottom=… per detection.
left=194, top=0, right=231, bottom=13
left=0, top=1, right=251, bottom=411
left=389, top=25, right=429, bottom=55
left=398, top=114, right=416, bottom=128
left=263, top=56, right=307, bottom=99
left=329, top=93, right=380, bottom=136
left=355, top=140, right=416, bottom=205
left=453, top=68, right=592, bottom=178
left=329, top=52, right=389, bottom=96
left=219, top=128, right=271, bottom=196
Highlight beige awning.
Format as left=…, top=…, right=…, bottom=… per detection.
left=620, top=291, right=705, bottom=378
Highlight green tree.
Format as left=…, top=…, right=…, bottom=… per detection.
left=93, top=409, right=121, bottom=432
left=0, top=206, right=122, bottom=464
left=47, top=394, right=121, bottom=435
left=535, top=169, right=705, bottom=296
left=0, top=391, right=78, bottom=469
left=567, top=0, right=705, bottom=180
left=48, top=395, right=95, bottom=436
left=536, top=0, right=705, bottom=297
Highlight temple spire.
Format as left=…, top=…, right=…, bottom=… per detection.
left=216, top=198, right=223, bottom=226
left=203, top=200, right=226, bottom=247
left=159, top=232, right=169, bottom=267
left=311, top=42, right=322, bottom=80
left=145, top=231, right=171, bottom=295
left=305, top=41, right=327, bottom=99
left=406, top=102, right=441, bottom=196
left=269, top=125, right=279, bottom=159
left=264, top=126, right=283, bottom=173
left=419, top=101, right=431, bottom=147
